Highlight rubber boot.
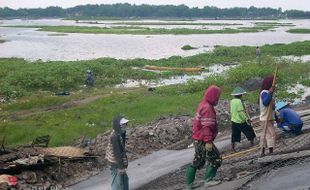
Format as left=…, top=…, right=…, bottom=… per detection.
left=186, top=165, right=196, bottom=190
left=204, top=165, right=221, bottom=187
left=204, top=165, right=217, bottom=182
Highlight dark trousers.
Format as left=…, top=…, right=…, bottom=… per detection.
left=231, top=121, right=256, bottom=143
left=192, top=140, right=222, bottom=170
left=111, top=166, right=129, bottom=190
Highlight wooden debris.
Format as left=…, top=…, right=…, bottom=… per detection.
left=13, top=155, right=44, bottom=165
left=42, top=146, right=88, bottom=158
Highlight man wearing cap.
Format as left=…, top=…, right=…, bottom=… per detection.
left=105, top=115, right=129, bottom=190
left=230, top=87, right=256, bottom=152
left=275, top=101, right=303, bottom=136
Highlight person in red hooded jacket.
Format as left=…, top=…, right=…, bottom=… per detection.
left=186, top=85, right=222, bottom=189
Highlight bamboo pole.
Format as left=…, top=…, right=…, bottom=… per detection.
left=242, top=101, right=259, bottom=128
left=223, top=145, right=259, bottom=160
left=260, top=65, right=279, bottom=155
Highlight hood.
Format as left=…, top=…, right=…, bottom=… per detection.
left=261, top=76, right=274, bottom=91
left=202, top=85, right=222, bottom=106
left=112, top=115, right=122, bottom=133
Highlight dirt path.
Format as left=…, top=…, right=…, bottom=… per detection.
left=71, top=138, right=232, bottom=190
left=11, top=88, right=141, bottom=119
left=248, top=160, right=310, bottom=190
left=73, top=107, right=308, bottom=190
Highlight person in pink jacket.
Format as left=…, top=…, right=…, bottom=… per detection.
left=186, top=85, right=222, bottom=189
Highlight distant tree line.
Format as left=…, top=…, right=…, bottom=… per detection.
left=1, top=4, right=310, bottom=19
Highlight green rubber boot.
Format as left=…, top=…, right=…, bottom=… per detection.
left=204, top=165, right=221, bottom=187
left=186, top=165, right=197, bottom=190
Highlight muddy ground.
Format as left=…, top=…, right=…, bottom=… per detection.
left=137, top=125, right=310, bottom=190
left=0, top=100, right=258, bottom=189
left=2, top=100, right=309, bottom=190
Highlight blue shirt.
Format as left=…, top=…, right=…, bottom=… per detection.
left=261, top=91, right=272, bottom=106
left=277, top=108, right=303, bottom=128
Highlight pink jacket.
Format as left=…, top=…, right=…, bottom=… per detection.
left=192, top=85, right=221, bottom=143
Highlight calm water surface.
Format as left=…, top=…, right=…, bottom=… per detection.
left=1, top=19, right=310, bottom=61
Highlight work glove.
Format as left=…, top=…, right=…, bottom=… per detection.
left=205, top=143, right=213, bottom=152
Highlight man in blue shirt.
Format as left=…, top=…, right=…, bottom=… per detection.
left=275, top=101, right=303, bottom=135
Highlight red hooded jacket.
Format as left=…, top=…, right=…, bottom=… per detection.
left=192, top=85, right=222, bottom=143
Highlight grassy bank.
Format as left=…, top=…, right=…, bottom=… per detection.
left=5, top=25, right=274, bottom=35
left=1, top=56, right=309, bottom=146
left=254, top=22, right=295, bottom=27
left=110, top=22, right=242, bottom=26
left=1, top=41, right=310, bottom=100
left=287, top=28, right=310, bottom=33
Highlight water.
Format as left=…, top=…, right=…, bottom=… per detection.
left=287, top=83, right=310, bottom=104
left=1, top=19, right=310, bottom=61
left=115, top=64, right=236, bottom=88
left=281, top=55, right=310, bottom=62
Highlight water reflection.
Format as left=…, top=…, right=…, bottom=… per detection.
left=115, top=64, right=236, bottom=88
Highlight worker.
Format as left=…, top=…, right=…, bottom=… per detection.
left=259, top=76, right=276, bottom=156
left=105, top=115, right=130, bottom=190
left=230, top=87, right=256, bottom=152
left=85, top=70, right=94, bottom=87
left=256, top=46, right=261, bottom=57
left=186, top=85, right=222, bottom=189
left=275, top=101, right=303, bottom=135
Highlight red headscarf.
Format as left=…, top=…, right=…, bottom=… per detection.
left=261, top=76, right=274, bottom=91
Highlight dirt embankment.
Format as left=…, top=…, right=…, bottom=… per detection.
left=0, top=100, right=259, bottom=189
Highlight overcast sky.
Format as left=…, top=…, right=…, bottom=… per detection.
left=1, top=0, right=310, bottom=11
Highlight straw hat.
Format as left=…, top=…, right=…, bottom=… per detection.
left=231, top=87, right=247, bottom=96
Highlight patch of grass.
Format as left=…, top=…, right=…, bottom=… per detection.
left=4, top=25, right=275, bottom=35
left=181, top=45, right=198, bottom=50
left=237, top=26, right=275, bottom=31
left=0, top=39, right=6, bottom=43
left=1, top=57, right=308, bottom=146
left=111, top=22, right=243, bottom=26
left=287, top=28, right=310, bottom=33
left=47, top=33, right=68, bottom=36
left=63, top=17, right=130, bottom=21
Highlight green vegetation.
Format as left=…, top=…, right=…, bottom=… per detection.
left=1, top=41, right=310, bottom=147
left=5, top=25, right=275, bottom=35
left=1, top=41, right=310, bottom=101
left=181, top=45, right=198, bottom=50
left=1, top=56, right=309, bottom=146
left=287, top=29, right=310, bottom=33
left=47, top=33, right=68, bottom=36
left=0, top=39, right=6, bottom=43
left=111, top=22, right=242, bottom=26
left=2, top=4, right=309, bottom=19
left=36, top=25, right=274, bottom=34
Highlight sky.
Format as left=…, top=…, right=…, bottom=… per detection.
left=0, top=0, right=310, bottom=11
